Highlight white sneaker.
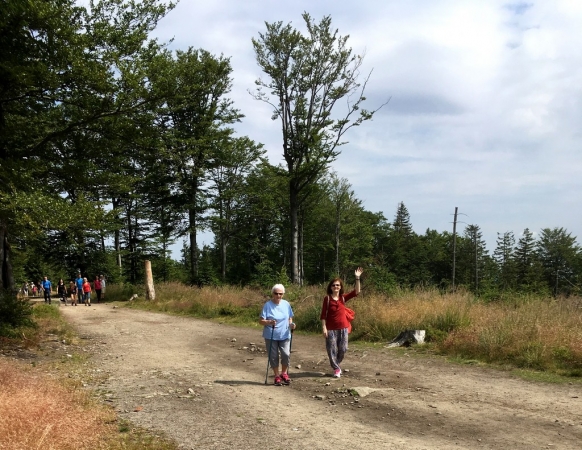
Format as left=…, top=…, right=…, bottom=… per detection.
left=333, top=368, right=341, bottom=378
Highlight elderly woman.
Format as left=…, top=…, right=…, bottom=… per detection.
left=320, top=267, right=363, bottom=378
left=259, top=284, right=296, bottom=386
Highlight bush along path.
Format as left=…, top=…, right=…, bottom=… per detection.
left=60, top=304, right=582, bottom=450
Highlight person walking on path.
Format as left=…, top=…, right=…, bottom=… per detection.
left=75, top=273, right=84, bottom=304
left=42, top=276, right=52, bottom=304
left=82, top=277, right=92, bottom=306
left=94, top=276, right=102, bottom=303
left=259, top=284, right=296, bottom=386
left=69, top=280, right=78, bottom=306
left=57, top=278, right=67, bottom=304
left=99, top=275, right=106, bottom=300
left=320, top=267, right=363, bottom=378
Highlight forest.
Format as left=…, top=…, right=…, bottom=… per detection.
left=1, top=0, right=581, bottom=303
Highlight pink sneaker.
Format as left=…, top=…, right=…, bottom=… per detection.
left=280, top=372, right=291, bottom=385
left=333, top=368, right=341, bottom=378
left=274, top=376, right=283, bottom=386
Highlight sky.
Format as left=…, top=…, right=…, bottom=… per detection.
left=150, top=0, right=582, bottom=255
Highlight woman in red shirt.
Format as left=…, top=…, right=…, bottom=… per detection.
left=320, top=267, right=363, bottom=378
left=82, top=277, right=92, bottom=306
left=94, top=276, right=102, bottom=303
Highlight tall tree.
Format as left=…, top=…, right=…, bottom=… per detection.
left=252, top=13, right=385, bottom=283
left=208, top=136, right=264, bottom=281
left=493, top=231, right=516, bottom=291
left=0, top=0, right=174, bottom=290
left=458, top=224, right=489, bottom=293
left=536, top=227, right=580, bottom=296
left=153, top=48, right=241, bottom=284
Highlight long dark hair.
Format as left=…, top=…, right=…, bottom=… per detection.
left=326, top=277, right=344, bottom=296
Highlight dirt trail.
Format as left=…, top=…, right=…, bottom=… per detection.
left=60, top=304, right=582, bottom=450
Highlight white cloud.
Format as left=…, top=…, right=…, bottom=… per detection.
left=154, top=0, right=582, bottom=253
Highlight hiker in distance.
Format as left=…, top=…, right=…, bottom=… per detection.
left=320, top=267, right=363, bottom=378
left=259, top=284, right=296, bottom=386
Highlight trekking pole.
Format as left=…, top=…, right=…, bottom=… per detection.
left=264, top=321, right=275, bottom=385
left=288, top=325, right=294, bottom=377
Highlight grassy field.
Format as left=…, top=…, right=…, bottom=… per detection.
left=110, top=282, right=582, bottom=377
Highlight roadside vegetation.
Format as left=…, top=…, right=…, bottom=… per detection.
left=0, top=302, right=178, bottom=450
left=1, top=282, right=580, bottom=446
left=111, top=282, right=582, bottom=378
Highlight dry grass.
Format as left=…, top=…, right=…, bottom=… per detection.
left=0, top=359, right=112, bottom=450
left=126, top=282, right=266, bottom=323
left=0, top=302, right=179, bottom=450
left=115, top=282, right=582, bottom=375
left=442, top=297, right=582, bottom=373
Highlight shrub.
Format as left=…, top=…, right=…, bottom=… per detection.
left=0, top=290, right=35, bottom=337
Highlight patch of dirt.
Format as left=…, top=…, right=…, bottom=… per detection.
left=57, top=304, right=582, bottom=450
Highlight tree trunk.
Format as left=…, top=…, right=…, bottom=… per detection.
left=290, top=184, right=299, bottom=284
left=0, top=220, right=15, bottom=291
left=127, top=203, right=136, bottom=283
left=221, top=237, right=227, bottom=282
left=299, top=217, right=304, bottom=286
left=0, top=222, right=5, bottom=289
left=113, top=198, right=122, bottom=272
left=188, top=208, right=198, bottom=284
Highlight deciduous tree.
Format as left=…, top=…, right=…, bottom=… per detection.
left=252, top=12, right=385, bottom=283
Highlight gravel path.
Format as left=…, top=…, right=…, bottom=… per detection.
left=60, top=303, right=582, bottom=450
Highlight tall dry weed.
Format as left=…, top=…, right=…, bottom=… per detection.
left=121, top=281, right=582, bottom=373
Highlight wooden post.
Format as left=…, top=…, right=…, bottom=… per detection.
left=145, top=260, right=155, bottom=301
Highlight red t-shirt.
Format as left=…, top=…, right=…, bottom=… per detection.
left=94, top=279, right=102, bottom=290
left=82, top=282, right=91, bottom=293
left=320, top=290, right=357, bottom=330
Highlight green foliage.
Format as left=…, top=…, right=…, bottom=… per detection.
left=293, top=303, right=322, bottom=333
left=252, top=13, right=383, bottom=283
left=103, top=283, right=143, bottom=303
left=0, top=291, right=35, bottom=336
left=365, top=265, right=399, bottom=295
left=1, top=1, right=580, bottom=302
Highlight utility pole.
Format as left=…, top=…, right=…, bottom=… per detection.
left=451, top=207, right=467, bottom=293
left=452, top=207, right=458, bottom=293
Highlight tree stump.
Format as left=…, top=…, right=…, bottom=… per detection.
left=386, top=330, right=426, bottom=348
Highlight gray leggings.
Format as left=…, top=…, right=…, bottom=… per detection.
left=264, top=338, right=291, bottom=368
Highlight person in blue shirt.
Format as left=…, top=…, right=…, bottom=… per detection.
left=75, top=273, right=84, bottom=304
left=259, top=284, right=296, bottom=386
left=42, top=276, right=52, bottom=304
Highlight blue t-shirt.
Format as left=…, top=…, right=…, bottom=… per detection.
left=42, top=279, right=51, bottom=290
left=76, top=277, right=83, bottom=290
left=261, top=299, right=294, bottom=340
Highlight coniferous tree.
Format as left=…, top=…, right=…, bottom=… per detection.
left=493, top=231, right=517, bottom=291
left=458, top=224, right=489, bottom=293
left=536, top=227, right=580, bottom=296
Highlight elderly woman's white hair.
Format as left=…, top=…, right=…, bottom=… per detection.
left=271, top=283, right=285, bottom=294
